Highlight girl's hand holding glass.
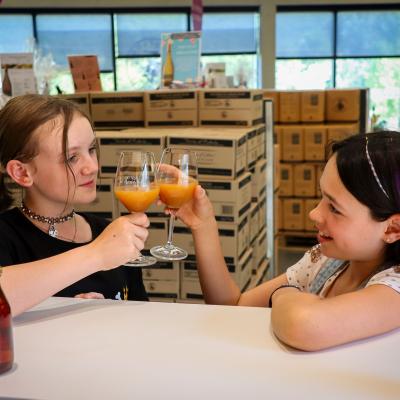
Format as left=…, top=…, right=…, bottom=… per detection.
left=114, top=151, right=159, bottom=267
left=150, top=148, right=198, bottom=261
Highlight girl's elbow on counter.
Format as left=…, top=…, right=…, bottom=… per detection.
left=271, top=306, right=332, bottom=352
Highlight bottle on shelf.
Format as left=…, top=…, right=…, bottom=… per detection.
left=0, top=268, right=13, bottom=374
left=2, top=66, right=12, bottom=97
left=162, top=39, right=174, bottom=88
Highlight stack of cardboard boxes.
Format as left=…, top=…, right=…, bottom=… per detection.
left=69, top=88, right=269, bottom=302
left=263, top=88, right=369, bottom=240
left=165, top=89, right=267, bottom=302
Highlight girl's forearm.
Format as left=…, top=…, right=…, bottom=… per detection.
left=2, top=244, right=101, bottom=317
left=192, top=219, right=241, bottom=305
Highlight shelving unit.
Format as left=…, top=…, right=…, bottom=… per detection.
left=264, top=99, right=276, bottom=280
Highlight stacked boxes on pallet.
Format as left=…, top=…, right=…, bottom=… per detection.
left=51, top=88, right=271, bottom=302
left=264, top=88, right=369, bottom=248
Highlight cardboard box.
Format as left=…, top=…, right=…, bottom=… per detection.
left=200, top=172, right=252, bottom=223
left=251, top=258, right=270, bottom=288
left=256, top=125, right=266, bottom=160
left=167, top=127, right=247, bottom=180
left=315, top=164, right=324, bottom=196
left=249, top=202, right=259, bottom=245
left=246, top=126, right=259, bottom=169
left=304, top=125, right=327, bottom=161
left=252, top=227, right=267, bottom=273
left=142, top=261, right=179, bottom=281
left=326, top=89, right=360, bottom=122
left=263, top=90, right=280, bottom=122
left=274, top=193, right=281, bottom=234
left=180, top=248, right=253, bottom=292
left=97, top=129, right=166, bottom=178
left=239, top=248, right=253, bottom=289
left=246, top=124, right=265, bottom=168
left=258, top=195, right=266, bottom=232
left=282, top=198, right=304, bottom=230
left=144, top=219, right=168, bottom=250
left=74, top=178, right=116, bottom=219
left=304, top=199, right=320, bottom=231
left=327, top=123, right=359, bottom=143
left=90, top=91, right=144, bottom=128
left=56, top=93, right=91, bottom=118
left=279, top=91, right=301, bottom=123
left=214, top=214, right=251, bottom=263
left=199, top=89, right=264, bottom=127
left=144, top=279, right=179, bottom=300
left=293, top=164, right=316, bottom=197
left=174, top=213, right=250, bottom=265
left=301, top=91, right=325, bottom=122
left=144, top=89, right=198, bottom=127
left=274, top=144, right=280, bottom=190
left=274, top=126, right=282, bottom=151
left=250, top=159, right=267, bottom=202
left=278, top=163, right=293, bottom=196
left=180, top=278, right=204, bottom=301
left=281, top=125, right=304, bottom=161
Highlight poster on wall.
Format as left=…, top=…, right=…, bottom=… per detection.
left=160, top=32, right=201, bottom=88
left=0, top=53, right=36, bottom=96
left=68, top=55, right=102, bottom=93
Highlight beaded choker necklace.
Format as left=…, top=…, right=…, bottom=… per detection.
left=20, top=202, right=75, bottom=238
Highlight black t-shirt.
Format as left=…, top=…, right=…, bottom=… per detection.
left=0, top=207, right=148, bottom=301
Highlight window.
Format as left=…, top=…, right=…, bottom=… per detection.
left=0, top=7, right=260, bottom=93
left=0, top=15, right=34, bottom=53
left=35, top=14, right=113, bottom=93
left=276, top=6, right=400, bottom=129
left=199, top=10, right=260, bottom=88
left=114, top=12, right=187, bottom=90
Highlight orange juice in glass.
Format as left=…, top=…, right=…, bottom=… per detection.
left=159, top=177, right=197, bottom=209
left=150, top=148, right=198, bottom=261
left=114, top=151, right=159, bottom=267
left=115, top=185, right=160, bottom=213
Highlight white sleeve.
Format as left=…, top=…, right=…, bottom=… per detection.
left=366, top=266, right=400, bottom=294
left=286, top=245, right=326, bottom=291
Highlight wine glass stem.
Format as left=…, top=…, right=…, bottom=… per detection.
left=166, top=214, right=176, bottom=249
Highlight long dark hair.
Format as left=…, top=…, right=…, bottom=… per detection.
left=0, top=94, right=92, bottom=211
left=331, top=131, right=400, bottom=263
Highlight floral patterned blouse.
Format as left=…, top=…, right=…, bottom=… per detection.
left=286, top=244, right=400, bottom=297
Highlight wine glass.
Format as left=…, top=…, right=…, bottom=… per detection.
left=150, top=148, right=198, bottom=261
left=114, top=151, right=159, bottom=267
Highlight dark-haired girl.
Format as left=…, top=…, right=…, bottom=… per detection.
left=170, top=131, right=400, bottom=351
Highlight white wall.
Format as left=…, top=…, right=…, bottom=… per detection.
left=1, top=0, right=399, bottom=87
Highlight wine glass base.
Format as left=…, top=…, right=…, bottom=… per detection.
left=124, top=255, right=158, bottom=267
left=150, top=245, right=188, bottom=261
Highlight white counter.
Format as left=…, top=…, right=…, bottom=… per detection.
left=1, top=297, right=399, bottom=399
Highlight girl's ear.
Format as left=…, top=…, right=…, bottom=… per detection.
left=6, top=160, right=33, bottom=188
left=384, top=214, right=400, bottom=244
